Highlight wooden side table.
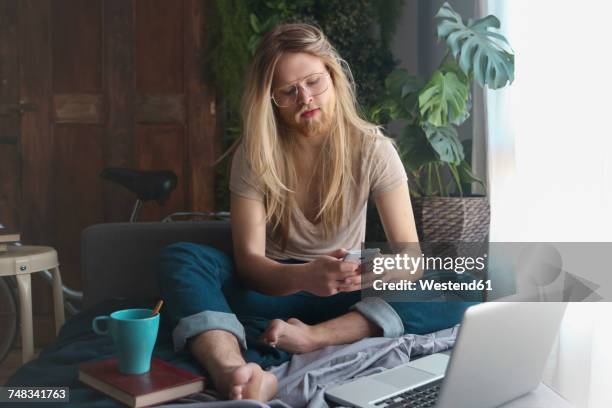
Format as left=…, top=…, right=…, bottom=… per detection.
left=0, top=246, right=65, bottom=364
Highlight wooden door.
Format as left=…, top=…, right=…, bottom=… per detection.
left=0, top=0, right=219, bottom=345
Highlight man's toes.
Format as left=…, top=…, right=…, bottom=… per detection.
left=221, top=363, right=276, bottom=402
left=287, top=317, right=305, bottom=327
left=242, top=365, right=264, bottom=399
left=263, top=371, right=279, bottom=395
left=262, top=319, right=284, bottom=345
left=232, top=363, right=257, bottom=384
left=229, top=385, right=243, bottom=400
left=228, top=363, right=259, bottom=400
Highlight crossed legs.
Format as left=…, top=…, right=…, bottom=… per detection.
left=158, top=244, right=389, bottom=401
left=188, top=311, right=382, bottom=401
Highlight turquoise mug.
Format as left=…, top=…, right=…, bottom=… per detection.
left=92, top=308, right=159, bottom=375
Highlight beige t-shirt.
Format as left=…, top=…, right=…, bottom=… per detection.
left=230, top=136, right=407, bottom=261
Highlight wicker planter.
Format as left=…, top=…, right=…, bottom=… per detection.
left=411, top=195, right=490, bottom=243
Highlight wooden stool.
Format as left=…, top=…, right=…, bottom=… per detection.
left=0, top=246, right=65, bottom=364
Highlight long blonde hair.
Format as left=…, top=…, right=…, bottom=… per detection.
left=240, top=23, right=387, bottom=247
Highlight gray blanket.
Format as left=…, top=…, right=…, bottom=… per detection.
left=162, top=326, right=458, bottom=408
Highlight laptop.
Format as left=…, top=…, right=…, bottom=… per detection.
left=325, top=301, right=567, bottom=408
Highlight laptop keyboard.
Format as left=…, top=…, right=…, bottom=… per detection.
left=373, top=379, right=442, bottom=407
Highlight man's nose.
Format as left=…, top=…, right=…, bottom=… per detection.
left=297, top=85, right=313, bottom=105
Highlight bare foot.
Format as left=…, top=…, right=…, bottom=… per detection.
left=216, top=363, right=278, bottom=401
left=261, top=318, right=325, bottom=353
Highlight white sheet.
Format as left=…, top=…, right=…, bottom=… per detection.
left=162, top=326, right=458, bottom=408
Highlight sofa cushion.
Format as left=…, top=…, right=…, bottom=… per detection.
left=81, top=221, right=232, bottom=308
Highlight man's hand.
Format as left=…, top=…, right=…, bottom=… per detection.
left=337, top=252, right=425, bottom=291
left=300, top=249, right=361, bottom=296
left=337, top=262, right=379, bottom=291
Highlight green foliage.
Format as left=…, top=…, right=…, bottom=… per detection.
left=418, top=70, right=469, bottom=127
left=370, top=68, right=423, bottom=123
left=210, top=0, right=402, bottom=210
left=246, top=0, right=315, bottom=54
left=373, top=2, right=513, bottom=197
left=209, top=0, right=252, bottom=111
left=423, top=123, right=464, bottom=165
left=398, top=126, right=436, bottom=170
left=244, top=0, right=401, bottom=109
left=208, top=1, right=253, bottom=211
left=378, top=0, right=405, bottom=50
left=435, top=2, right=515, bottom=89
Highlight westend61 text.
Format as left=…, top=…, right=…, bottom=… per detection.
left=373, top=279, right=493, bottom=292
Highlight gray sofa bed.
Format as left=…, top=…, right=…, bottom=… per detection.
left=82, top=221, right=233, bottom=309
left=6, top=221, right=462, bottom=407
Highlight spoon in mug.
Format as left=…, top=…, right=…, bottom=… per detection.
left=151, top=300, right=164, bottom=316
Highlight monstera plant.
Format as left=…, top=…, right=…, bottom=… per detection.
left=374, top=2, right=514, bottom=197
left=371, top=2, right=515, bottom=242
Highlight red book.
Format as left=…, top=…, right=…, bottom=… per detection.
left=78, top=357, right=205, bottom=407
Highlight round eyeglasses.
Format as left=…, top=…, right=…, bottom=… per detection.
left=271, top=72, right=331, bottom=108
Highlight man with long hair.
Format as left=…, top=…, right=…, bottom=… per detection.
left=158, top=24, right=469, bottom=401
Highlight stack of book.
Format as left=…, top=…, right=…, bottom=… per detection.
left=78, top=357, right=205, bottom=407
left=0, top=231, right=20, bottom=252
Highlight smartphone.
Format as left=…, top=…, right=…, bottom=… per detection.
left=342, top=248, right=381, bottom=264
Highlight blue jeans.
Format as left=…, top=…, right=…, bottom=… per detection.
left=156, top=242, right=476, bottom=368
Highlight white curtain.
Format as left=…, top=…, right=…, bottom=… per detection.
left=485, top=1, right=612, bottom=407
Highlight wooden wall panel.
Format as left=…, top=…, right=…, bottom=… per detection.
left=52, top=126, right=105, bottom=290
left=185, top=0, right=217, bottom=212
left=52, top=0, right=102, bottom=93
left=19, top=0, right=53, bottom=246
left=8, top=0, right=219, bottom=348
left=0, top=0, right=20, bottom=231
left=0, top=0, right=20, bottom=145
left=134, top=124, right=185, bottom=221
left=135, top=0, right=184, bottom=93
left=49, top=0, right=105, bottom=311
left=136, top=94, right=185, bottom=124
left=0, top=144, right=20, bottom=230
left=19, top=0, right=55, bottom=347
left=53, top=94, right=103, bottom=124
left=103, top=0, right=136, bottom=222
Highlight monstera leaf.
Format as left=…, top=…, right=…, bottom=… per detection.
left=439, top=59, right=472, bottom=126
left=418, top=70, right=469, bottom=127
left=436, top=2, right=514, bottom=89
left=423, top=124, right=464, bottom=165
left=370, top=98, right=403, bottom=122
left=399, top=126, right=438, bottom=172
left=385, top=68, right=424, bottom=99
left=381, top=69, right=424, bottom=122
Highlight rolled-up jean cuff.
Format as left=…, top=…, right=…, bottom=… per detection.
left=172, top=310, right=247, bottom=352
left=351, top=297, right=404, bottom=338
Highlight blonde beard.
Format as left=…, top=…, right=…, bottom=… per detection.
left=302, top=116, right=328, bottom=136
left=296, top=105, right=335, bottom=137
